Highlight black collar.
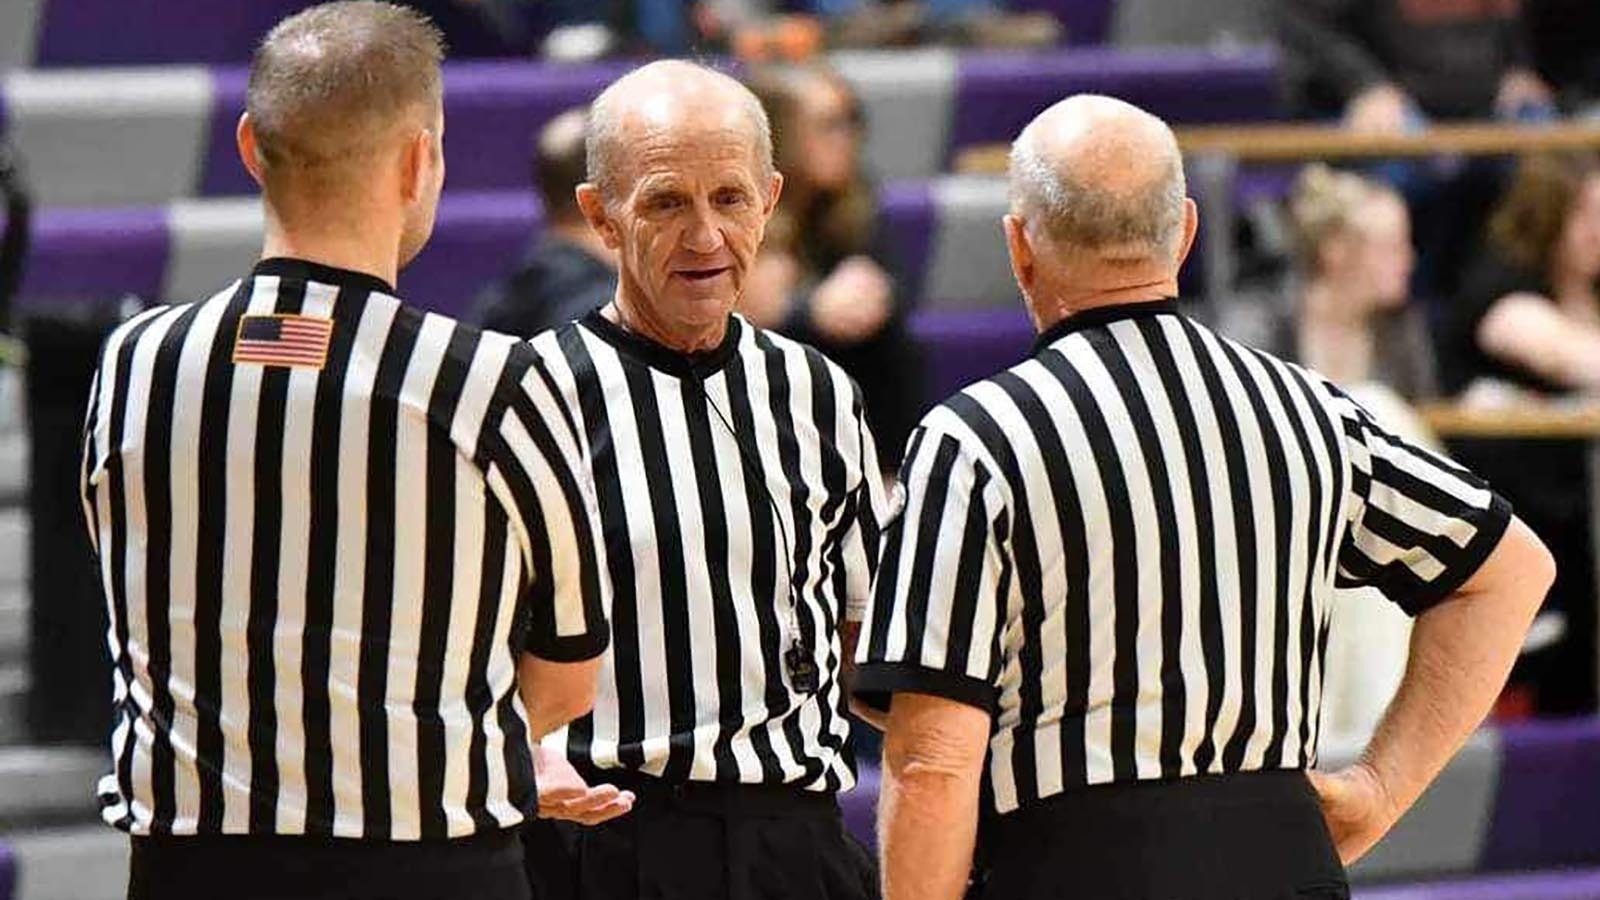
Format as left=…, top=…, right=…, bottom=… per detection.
left=1032, top=298, right=1181, bottom=354
left=252, top=257, right=396, bottom=298
left=580, top=308, right=743, bottom=379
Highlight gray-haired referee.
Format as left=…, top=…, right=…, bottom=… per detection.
left=78, top=5, right=614, bottom=899
left=854, top=95, right=1556, bottom=900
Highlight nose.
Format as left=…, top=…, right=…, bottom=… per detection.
left=683, top=200, right=724, bottom=255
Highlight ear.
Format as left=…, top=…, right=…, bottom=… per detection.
left=400, top=127, right=435, bottom=203
left=763, top=171, right=785, bottom=218
left=575, top=183, right=622, bottom=250
left=1173, top=198, right=1200, bottom=270
left=236, top=112, right=266, bottom=188
left=1003, top=213, right=1036, bottom=297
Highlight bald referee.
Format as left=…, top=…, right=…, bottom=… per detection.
left=524, top=61, right=885, bottom=899
left=855, top=95, right=1556, bottom=900
left=78, top=5, right=614, bottom=898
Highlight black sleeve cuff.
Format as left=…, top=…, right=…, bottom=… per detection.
left=852, top=662, right=998, bottom=716
left=1390, top=492, right=1515, bottom=617
left=525, top=628, right=611, bottom=663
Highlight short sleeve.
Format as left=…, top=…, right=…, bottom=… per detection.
left=491, top=353, right=611, bottom=662
left=853, top=426, right=1009, bottom=715
left=840, top=402, right=890, bottom=624
left=1332, top=389, right=1512, bottom=616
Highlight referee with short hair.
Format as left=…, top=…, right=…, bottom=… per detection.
left=855, top=95, right=1556, bottom=900
left=78, top=5, right=613, bottom=898
left=524, top=61, right=885, bottom=899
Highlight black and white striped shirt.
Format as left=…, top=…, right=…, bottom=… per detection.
left=79, top=258, right=609, bottom=839
left=855, top=300, right=1511, bottom=815
left=532, top=310, right=886, bottom=791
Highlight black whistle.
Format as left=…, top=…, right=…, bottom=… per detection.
left=785, top=644, right=820, bottom=694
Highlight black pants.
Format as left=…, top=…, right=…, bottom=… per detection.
left=129, top=830, right=530, bottom=900
left=525, top=767, right=878, bottom=900
left=972, top=771, right=1348, bottom=900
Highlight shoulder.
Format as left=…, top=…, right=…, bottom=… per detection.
left=739, top=316, right=863, bottom=402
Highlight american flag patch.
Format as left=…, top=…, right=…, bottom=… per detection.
left=232, top=314, right=334, bottom=369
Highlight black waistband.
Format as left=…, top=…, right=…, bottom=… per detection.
left=573, top=761, right=839, bottom=819
left=132, top=827, right=522, bottom=865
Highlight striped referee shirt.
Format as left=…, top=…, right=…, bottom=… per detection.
left=855, top=299, right=1511, bottom=814
left=79, top=258, right=609, bottom=839
left=533, top=310, right=886, bottom=791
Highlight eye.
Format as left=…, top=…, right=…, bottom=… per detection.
left=714, top=188, right=749, bottom=207
left=645, top=193, right=685, bottom=213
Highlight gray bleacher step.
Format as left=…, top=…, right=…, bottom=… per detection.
left=0, top=506, right=27, bottom=588
left=0, top=743, right=107, bottom=827
left=0, top=430, right=27, bottom=506
left=0, top=587, right=25, bottom=660
left=0, top=662, right=30, bottom=745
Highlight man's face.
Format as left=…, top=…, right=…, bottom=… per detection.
left=601, top=114, right=779, bottom=335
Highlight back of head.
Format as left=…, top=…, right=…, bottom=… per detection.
left=1489, top=151, right=1600, bottom=275
left=534, top=108, right=590, bottom=224
left=247, top=1, right=444, bottom=199
left=1008, top=94, right=1187, bottom=264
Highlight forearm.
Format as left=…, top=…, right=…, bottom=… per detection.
left=879, top=751, right=981, bottom=900
left=518, top=654, right=600, bottom=741
left=878, top=694, right=990, bottom=900
left=1359, top=528, right=1550, bottom=815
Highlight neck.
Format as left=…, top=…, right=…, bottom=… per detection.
left=1029, top=271, right=1179, bottom=334
left=550, top=218, right=615, bottom=266
left=606, top=284, right=728, bottom=354
left=1299, top=278, right=1375, bottom=384
left=260, top=203, right=403, bottom=290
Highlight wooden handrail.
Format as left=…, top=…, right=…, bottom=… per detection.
left=1418, top=402, right=1600, bottom=440
left=953, top=122, right=1600, bottom=174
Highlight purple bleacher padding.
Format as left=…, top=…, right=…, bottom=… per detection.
left=1011, top=0, right=1115, bottom=45
left=201, top=60, right=638, bottom=198
left=398, top=190, right=543, bottom=319
left=909, top=307, right=1034, bottom=404
left=1355, top=867, right=1600, bottom=900
left=17, top=205, right=169, bottom=310
left=198, top=67, right=255, bottom=199
left=949, top=46, right=1280, bottom=158
left=879, top=180, right=935, bottom=309
left=0, top=841, right=14, bottom=900
left=1482, top=719, right=1600, bottom=871
left=438, top=60, right=635, bottom=193
left=35, top=0, right=304, bottom=67
left=842, top=762, right=879, bottom=849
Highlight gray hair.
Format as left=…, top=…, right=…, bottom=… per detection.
left=1008, top=127, right=1187, bottom=260
left=586, top=61, right=774, bottom=202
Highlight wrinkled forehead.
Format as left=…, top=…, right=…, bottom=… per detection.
left=619, top=105, right=766, bottom=193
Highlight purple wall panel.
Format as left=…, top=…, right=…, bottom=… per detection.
left=1482, top=719, right=1600, bottom=871
left=35, top=0, right=305, bottom=67
left=949, top=46, right=1280, bottom=155
left=18, top=205, right=168, bottom=310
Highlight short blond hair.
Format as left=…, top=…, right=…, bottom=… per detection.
left=247, top=1, right=444, bottom=181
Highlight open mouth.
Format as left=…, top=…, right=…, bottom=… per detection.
left=676, top=267, right=730, bottom=282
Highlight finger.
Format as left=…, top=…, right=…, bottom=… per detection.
left=552, top=785, right=625, bottom=816
left=572, top=796, right=636, bottom=826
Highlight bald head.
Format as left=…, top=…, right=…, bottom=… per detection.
left=246, top=1, right=443, bottom=187
left=587, top=61, right=773, bottom=203
left=1009, top=95, right=1187, bottom=260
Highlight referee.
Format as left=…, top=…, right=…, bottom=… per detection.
left=854, top=95, right=1556, bottom=900
left=525, top=61, right=885, bottom=899
left=78, top=5, right=614, bottom=898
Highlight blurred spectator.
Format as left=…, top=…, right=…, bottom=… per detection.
left=1523, top=0, right=1600, bottom=114
left=470, top=108, right=617, bottom=337
left=1287, top=164, right=1433, bottom=751
left=1439, top=151, right=1600, bottom=714
left=0, top=138, right=29, bottom=335
left=745, top=63, right=925, bottom=467
left=1277, top=0, right=1553, bottom=126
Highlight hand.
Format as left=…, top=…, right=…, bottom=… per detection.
left=1496, top=68, right=1555, bottom=118
left=809, top=256, right=893, bottom=344
left=535, top=745, right=636, bottom=825
left=1344, top=84, right=1413, bottom=135
left=1306, top=762, right=1402, bottom=865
